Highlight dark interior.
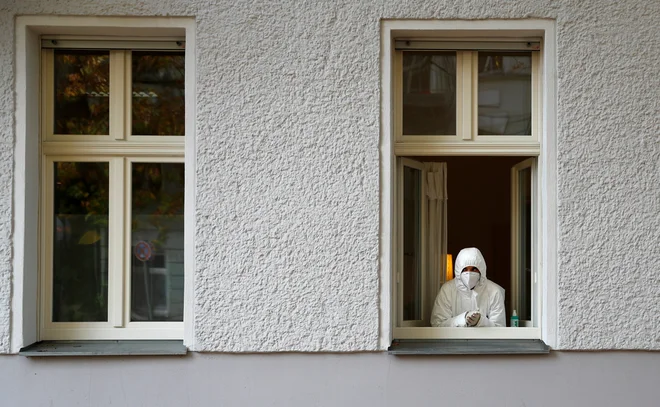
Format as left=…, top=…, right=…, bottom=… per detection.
left=411, top=155, right=533, bottom=321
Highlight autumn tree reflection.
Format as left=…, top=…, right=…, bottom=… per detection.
left=54, top=51, right=110, bottom=135
left=54, top=50, right=185, bottom=136
left=132, top=51, right=185, bottom=136
left=131, top=163, right=185, bottom=321
left=53, top=162, right=109, bottom=322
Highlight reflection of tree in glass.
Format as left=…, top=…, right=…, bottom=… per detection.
left=132, top=163, right=185, bottom=251
left=131, top=163, right=184, bottom=322
left=132, top=52, right=185, bottom=136
left=54, top=51, right=110, bottom=135
left=53, top=162, right=109, bottom=322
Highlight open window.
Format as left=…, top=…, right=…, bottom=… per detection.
left=395, top=156, right=538, bottom=335
left=389, top=32, right=546, bottom=342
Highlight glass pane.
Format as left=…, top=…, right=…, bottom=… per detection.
left=402, top=52, right=456, bottom=135
left=403, top=166, right=422, bottom=321
left=52, top=162, right=109, bottom=322
left=478, top=52, right=532, bottom=135
left=54, top=50, right=110, bottom=135
left=517, top=167, right=532, bottom=321
left=132, top=51, right=185, bottom=136
left=131, top=163, right=185, bottom=321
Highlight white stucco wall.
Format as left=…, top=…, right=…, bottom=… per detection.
left=1, top=0, right=658, bottom=353
left=0, top=143, right=11, bottom=353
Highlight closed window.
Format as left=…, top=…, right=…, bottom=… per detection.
left=40, top=40, right=185, bottom=340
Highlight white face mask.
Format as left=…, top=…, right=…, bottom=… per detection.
left=460, top=271, right=481, bottom=290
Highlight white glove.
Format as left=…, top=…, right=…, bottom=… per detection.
left=466, top=311, right=481, bottom=327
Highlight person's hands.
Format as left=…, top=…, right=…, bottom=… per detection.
left=466, top=311, right=481, bottom=327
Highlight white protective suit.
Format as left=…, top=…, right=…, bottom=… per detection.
left=430, top=247, right=506, bottom=327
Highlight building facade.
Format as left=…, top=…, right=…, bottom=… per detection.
left=0, top=0, right=659, bottom=405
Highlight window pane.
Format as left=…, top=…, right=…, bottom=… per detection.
left=54, top=51, right=110, bottom=135
left=517, top=167, right=532, bottom=321
left=132, top=51, right=185, bottom=136
left=478, top=52, right=532, bottom=135
left=402, top=52, right=456, bottom=135
left=131, top=163, right=185, bottom=321
left=403, top=166, right=422, bottom=321
left=52, top=162, right=109, bottom=322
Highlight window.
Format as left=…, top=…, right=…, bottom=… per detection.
left=383, top=22, right=555, bottom=343
left=39, top=39, right=185, bottom=340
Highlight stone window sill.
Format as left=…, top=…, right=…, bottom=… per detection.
left=19, top=340, right=188, bottom=357
left=388, top=339, right=550, bottom=355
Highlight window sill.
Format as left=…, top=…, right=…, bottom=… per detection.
left=388, top=339, right=549, bottom=355
left=19, top=340, right=188, bottom=357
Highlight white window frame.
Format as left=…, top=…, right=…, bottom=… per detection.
left=511, top=158, right=538, bottom=327
left=397, top=158, right=427, bottom=327
left=40, top=43, right=185, bottom=341
left=379, top=20, right=557, bottom=348
left=13, top=16, right=197, bottom=351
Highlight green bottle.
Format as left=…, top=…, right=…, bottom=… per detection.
left=511, top=310, right=519, bottom=327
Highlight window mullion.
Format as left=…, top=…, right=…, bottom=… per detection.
left=109, top=51, right=126, bottom=141
left=108, top=157, right=125, bottom=327
left=124, top=51, right=132, bottom=139
left=108, top=49, right=128, bottom=328
left=456, top=51, right=474, bottom=140
left=469, top=51, right=478, bottom=141
left=123, top=158, right=132, bottom=327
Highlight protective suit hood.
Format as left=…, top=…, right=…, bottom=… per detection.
left=431, top=247, right=505, bottom=327
left=454, top=247, right=488, bottom=288
left=431, top=247, right=505, bottom=326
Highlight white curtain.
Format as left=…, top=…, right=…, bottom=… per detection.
left=424, top=162, right=448, bottom=326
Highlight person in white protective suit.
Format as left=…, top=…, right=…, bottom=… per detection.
left=430, top=247, right=506, bottom=327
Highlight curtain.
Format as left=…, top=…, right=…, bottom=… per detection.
left=424, top=162, right=448, bottom=326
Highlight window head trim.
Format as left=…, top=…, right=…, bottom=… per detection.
left=394, top=39, right=541, bottom=51
left=41, top=38, right=185, bottom=50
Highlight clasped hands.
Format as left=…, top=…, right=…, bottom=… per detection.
left=465, top=310, right=481, bottom=327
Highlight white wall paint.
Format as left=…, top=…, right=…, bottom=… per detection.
left=2, top=0, right=659, bottom=354
left=1, top=352, right=660, bottom=406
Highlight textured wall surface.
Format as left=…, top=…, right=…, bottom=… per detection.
left=553, top=4, right=660, bottom=349
left=0, top=2, right=17, bottom=353
left=1, top=0, right=658, bottom=353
